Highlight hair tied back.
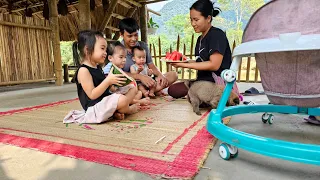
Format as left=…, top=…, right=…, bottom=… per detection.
left=212, top=4, right=221, bottom=17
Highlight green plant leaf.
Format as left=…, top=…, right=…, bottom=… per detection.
left=148, top=17, right=159, bottom=28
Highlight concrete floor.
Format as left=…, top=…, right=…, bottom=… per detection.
left=0, top=83, right=319, bottom=180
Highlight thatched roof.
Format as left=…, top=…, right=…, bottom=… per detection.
left=0, top=0, right=165, bottom=41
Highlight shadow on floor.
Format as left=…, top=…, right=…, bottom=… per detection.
left=0, top=158, right=13, bottom=180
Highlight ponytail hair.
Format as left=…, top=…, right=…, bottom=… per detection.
left=190, top=0, right=221, bottom=22
left=212, top=7, right=221, bottom=17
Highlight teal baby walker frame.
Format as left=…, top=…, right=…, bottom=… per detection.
left=207, top=69, right=320, bottom=165
left=207, top=0, right=320, bottom=166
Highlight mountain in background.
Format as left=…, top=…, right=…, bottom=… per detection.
left=151, top=0, right=271, bottom=34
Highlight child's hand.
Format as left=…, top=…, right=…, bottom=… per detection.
left=137, top=65, right=144, bottom=73
left=148, top=69, right=153, bottom=76
left=106, top=68, right=127, bottom=86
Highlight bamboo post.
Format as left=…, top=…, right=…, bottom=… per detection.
left=63, top=64, right=69, bottom=83
left=232, top=40, right=236, bottom=53
left=79, top=0, right=91, bottom=30
left=158, top=37, right=162, bottom=72
left=49, top=0, right=63, bottom=86
left=149, top=43, right=155, bottom=65
left=149, top=43, right=152, bottom=56
left=189, top=34, right=194, bottom=80
left=176, top=34, right=180, bottom=51
left=175, top=34, right=180, bottom=72
left=139, top=4, right=148, bottom=43
left=246, top=57, right=251, bottom=82
left=153, top=44, right=158, bottom=67
left=182, top=43, right=186, bottom=79
left=254, top=59, right=259, bottom=82
left=237, top=58, right=242, bottom=82
left=254, top=68, right=259, bottom=82
left=167, top=45, right=172, bottom=72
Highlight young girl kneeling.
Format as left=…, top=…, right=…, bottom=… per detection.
left=64, top=30, right=139, bottom=124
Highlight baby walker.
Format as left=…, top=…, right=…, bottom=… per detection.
left=207, top=0, right=320, bottom=165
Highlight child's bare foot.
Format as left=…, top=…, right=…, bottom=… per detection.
left=127, top=103, right=140, bottom=114
left=113, top=112, right=125, bottom=120
left=155, top=91, right=167, bottom=97
left=143, top=91, right=149, bottom=98
left=137, top=97, right=151, bottom=106
left=149, top=92, right=156, bottom=98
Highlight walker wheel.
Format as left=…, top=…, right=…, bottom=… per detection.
left=262, top=113, right=269, bottom=123
left=262, top=113, right=274, bottom=124
left=221, top=69, right=236, bottom=83
left=219, top=143, right=231, bottom=160
left=267, top=114, right=274, bottom=124
left=231, top=150, right=239, bottom=158
left=227, top=144, right=239, bottom=159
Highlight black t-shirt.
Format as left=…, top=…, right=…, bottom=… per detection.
left=195, top=26, right=232, bottom=82
left=74, top=64, right=111, bottom=111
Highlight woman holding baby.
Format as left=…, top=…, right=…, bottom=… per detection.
left=168, top=0, right=239, bottom=99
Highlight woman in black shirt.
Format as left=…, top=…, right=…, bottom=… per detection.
left=168, top=0, right=234, bottom=98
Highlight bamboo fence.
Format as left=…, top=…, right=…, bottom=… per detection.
left=0, top=14, right=54, bottom=86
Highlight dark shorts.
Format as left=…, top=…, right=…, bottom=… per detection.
left=167, top=82, right=188, bottom=99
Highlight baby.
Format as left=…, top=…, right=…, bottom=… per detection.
left=103, top=42, right=150, bottom=107
left=130, top=46, right=158, bottom=97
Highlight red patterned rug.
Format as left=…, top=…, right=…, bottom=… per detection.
left=0, top=97, right=230, bottom=179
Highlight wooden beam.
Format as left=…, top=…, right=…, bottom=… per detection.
left=127, top=7, right=138, bottom=17
left=147, top=8, right=161, bottom=16
left=124, top=0, right=142, bottom=7
left=111, top=12, right=125, bottom=20
left=140, top=4, right=148, bottom=43
left=49, top=0, right=63, bottom=86
left=142, top=0, right=167, bottom=4
left=99, top=0, right=119, bottom=31
left=32, top=2, right=78, bottom=15
left=0, top=20, right=51, bottom=30
left=118, top=0, right=132, bottom=9
left=65, top=17, right=78, bottom=39
left=1, top=0, right=25, bottom=8
left=4, top=3, right=43, bottom=14
left=0, top=78, right=56, bottom=86
left=106, top=25, right=119, bottom=31
left=6, top=1, right=80, bottom=14
left=78, top=0, right=91, bottom=30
